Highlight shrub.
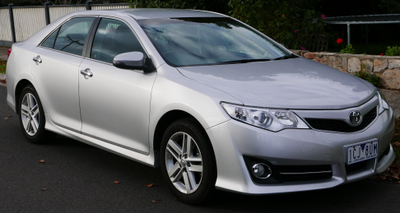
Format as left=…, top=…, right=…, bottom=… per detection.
left=385, top=46, right=400, bottom=56
left=354, top=70, right=381, bottom=87
left=340, top=44, right=356, bottom=54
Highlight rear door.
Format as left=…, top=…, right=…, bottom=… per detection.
left=31, top=17, right=96, bottom=132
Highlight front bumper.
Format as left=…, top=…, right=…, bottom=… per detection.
left=207, top=107, right=395, bottom=194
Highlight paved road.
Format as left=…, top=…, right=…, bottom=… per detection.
left=1, top=85, right=400, bottom=213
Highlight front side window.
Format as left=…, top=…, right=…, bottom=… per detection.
left=90, top=18, right=144, bottom=63
left=139, top=18, right=290, bottom=67
left=43, top=17, right=95, bottom=55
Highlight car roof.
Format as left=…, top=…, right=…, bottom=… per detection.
left=68, top=9, right=226, bottom=20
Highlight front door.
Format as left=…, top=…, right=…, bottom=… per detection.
left=78, top=18, right=156, bottom=153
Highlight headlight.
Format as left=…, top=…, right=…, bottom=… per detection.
left=221, top=103, right=309, bottom=132
left=377, top=89, right=389, bottom=115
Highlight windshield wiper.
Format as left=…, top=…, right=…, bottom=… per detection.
left=216, top=58, right=272, bottom=65
left=272, top=53, right=299, bottom=61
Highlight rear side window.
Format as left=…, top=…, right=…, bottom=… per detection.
left=42, top=17, right=95, bottom=55
left=41, top=29, right=59, bottom=48
left=90, top=18, right=144, bottom=63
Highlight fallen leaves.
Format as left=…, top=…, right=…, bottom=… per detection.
left=4, top=115, right=11, bottom=120
left=113, top=181, right=120, bottom=184
left=145, top=183, right=154, bottom=187
left=145, top=183, right=159, bottom=203
left=42, top=188, right=48, bottom=191
left=38, top=159, right=45, bottom=163
left=373, top=161, right=400, bottom=182
left=378, top=164, right=400, bottom=181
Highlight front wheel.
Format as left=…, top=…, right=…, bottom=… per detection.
left=19, top=85, right=54, bottom=144
left=160, top=118, right=216, bottom=204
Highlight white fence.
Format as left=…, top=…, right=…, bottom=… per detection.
left=0, top=8, right=12, bottom=42
left=0, top=4, right=130, bottom=44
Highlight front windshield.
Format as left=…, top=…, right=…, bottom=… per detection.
left=138, top=18, right=290, bottom=67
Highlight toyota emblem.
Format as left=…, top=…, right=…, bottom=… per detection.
left=349, top=111, right=362, bottom=125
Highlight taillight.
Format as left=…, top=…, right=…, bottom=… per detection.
left=7, top=49, right=11, bottom=59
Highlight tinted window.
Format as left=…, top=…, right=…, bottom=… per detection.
left=52, top=17, right=95, bottom=55
left=91, top=19, right=144, bottom=63
left=139, top=18, right=289, bottom=66
left=41, top=28, right=59, bottom=48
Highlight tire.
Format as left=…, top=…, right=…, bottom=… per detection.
left=18, top=85, right=54, bottom=144
left=160, top=118, right=216, bottom=204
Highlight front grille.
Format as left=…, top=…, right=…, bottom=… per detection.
left=305, top=107, right=377, bottom=133
left=276, top=165, right=332, bottom=182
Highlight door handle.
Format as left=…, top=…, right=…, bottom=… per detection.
left=33, top=55, right=42, bottom=64
left=80, top=68, right=93, bottom=79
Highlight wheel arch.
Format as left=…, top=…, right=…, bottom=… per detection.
left=152, top=110, right=216, bottom=168
left=14, top=79, right=35, bottom=115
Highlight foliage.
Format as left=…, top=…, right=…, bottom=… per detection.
left=131, top=0, right=205, bottom=9
left=130, top=0, right=229, bottom=13
left=227, top=0, right=326, bottom=50
left=340, top=44, right=356, bottom=54
left=336, top=38, right=357, bottom=54
left=354, top=70, right=381, bottom=87
left=379, top=0, right=400, bottom=14
left=0, top=60, right=6, bottom=74
left=385, top=46, right=400, bottom=56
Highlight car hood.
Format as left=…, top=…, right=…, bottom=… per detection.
left=177, top=58, right=376, bottom=109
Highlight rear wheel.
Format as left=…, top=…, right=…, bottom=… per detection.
left=160, top=118, right=216, bottom=204
left=19, top=85, right=54, bottom=143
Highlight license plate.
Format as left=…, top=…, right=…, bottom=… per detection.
left=345, top=140, right=378, bottom=165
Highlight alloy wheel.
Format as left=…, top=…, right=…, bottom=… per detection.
left=165, top=131, right=203, bottom=194
left=20, top=93, right=40, bottom=136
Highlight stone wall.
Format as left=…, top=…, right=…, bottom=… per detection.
left=292, top=50, right=400, bottom=89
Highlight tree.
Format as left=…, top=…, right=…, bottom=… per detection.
left=228, top=0, right=326, bottom=49
left=132, top=0, right=229, bottom=13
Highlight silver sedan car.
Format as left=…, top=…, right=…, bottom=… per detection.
left=6, top=9, right=395, bottom=204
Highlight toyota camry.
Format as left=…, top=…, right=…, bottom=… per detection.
left=6, top=9, right=395, bottom=204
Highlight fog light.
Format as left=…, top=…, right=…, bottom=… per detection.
left=251, top=163, right=272, bottom=179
